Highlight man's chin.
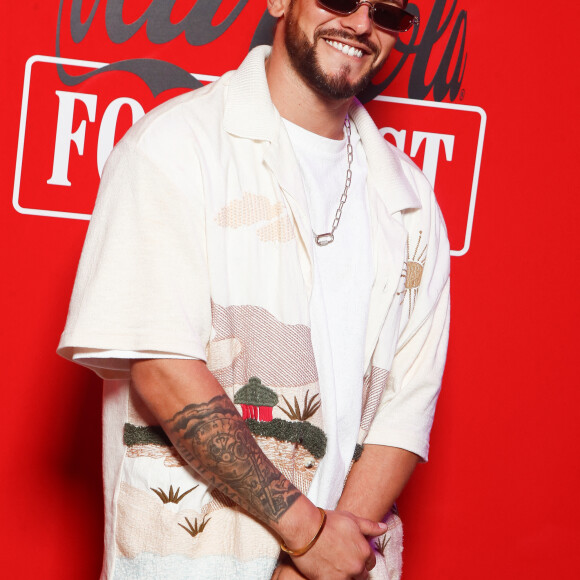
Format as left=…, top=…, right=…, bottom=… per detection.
left=313, top=70, right=374, bottom=100
left=284, top=22, right=378, bottom=100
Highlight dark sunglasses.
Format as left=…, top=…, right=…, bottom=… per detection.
left=316, top=0, right=419, bottom=33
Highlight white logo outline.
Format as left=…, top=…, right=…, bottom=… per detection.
left=14, top=56, right=486, bottom=257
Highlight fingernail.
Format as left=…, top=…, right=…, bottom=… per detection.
left=378, top=522, right=388, bottom=530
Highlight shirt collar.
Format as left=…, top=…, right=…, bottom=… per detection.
left=223, top=45, right=280, bottom=142
left=348, top=99, right=422, bottom=214
left=223, top=45, right=422, bottom=214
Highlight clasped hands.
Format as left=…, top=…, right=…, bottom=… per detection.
left=273, top=509, right=386, bottom=580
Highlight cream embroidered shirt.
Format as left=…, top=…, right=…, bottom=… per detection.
left=58, top=46, right=450, bottom=580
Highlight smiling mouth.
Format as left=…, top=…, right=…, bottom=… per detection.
left=324, top=39, right=364, bottom=58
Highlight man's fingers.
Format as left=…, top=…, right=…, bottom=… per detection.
left=290, top=510, right=385, bottom=580
left=353, top=516, right=389, bottom=537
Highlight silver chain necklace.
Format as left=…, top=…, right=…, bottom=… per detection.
left=313, top=116, right=353, bottom=247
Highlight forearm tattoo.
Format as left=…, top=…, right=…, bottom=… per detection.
left=166, top=394, right=301, bottom=524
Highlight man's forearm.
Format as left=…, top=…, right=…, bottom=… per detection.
left=131, top=359, right=391, bottom=579
left=130, top=359, right=315, bottom=536
left=337, top=444, right=419, bottom=520
left=167, top=392, right=300, bottom=524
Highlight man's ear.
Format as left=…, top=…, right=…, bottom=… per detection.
left=267, top=0, right=287, bottom=18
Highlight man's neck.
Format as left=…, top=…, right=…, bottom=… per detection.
left=265, top=42, right=352, bottom=141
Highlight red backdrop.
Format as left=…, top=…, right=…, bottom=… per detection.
left=2, top=1, right=578, bottom=577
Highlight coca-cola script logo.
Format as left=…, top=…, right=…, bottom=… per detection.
left=53, top=0, right=467, bottom=102
left=13, top=0, right=485, bottom=256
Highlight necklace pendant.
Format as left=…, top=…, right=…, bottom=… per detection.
left=315, top=233, right=334, bottom=246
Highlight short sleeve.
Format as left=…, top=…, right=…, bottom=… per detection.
left=57, top=114, right=212, bottom=380
left=365, top=189, right=451, bottom=461
left=364, top=278, right=450, bottom=460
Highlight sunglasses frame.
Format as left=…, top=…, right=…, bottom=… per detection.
left=316, top=0, right=419, bottom=33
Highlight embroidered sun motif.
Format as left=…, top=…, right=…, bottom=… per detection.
left=397, top=231, right=427, bottom=316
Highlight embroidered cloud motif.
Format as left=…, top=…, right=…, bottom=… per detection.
left=215, top=192, right=295, bottom=242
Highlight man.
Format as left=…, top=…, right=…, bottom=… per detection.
left=58, top=1, right=450, bottom=579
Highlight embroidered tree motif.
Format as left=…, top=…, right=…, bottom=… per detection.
left=234, top=377, right=279, bottom=422
left=178, top=515, right=211, bottom=538
left=374, top=534, right=391, bottom=556
left=151, top=484, right=198, bottom=504
left=278, top=391, right=321, bottom=421
left=397, top=231, right=428, bottom=316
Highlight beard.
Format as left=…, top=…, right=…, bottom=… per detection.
left=284, top=7, right=385, bottom=99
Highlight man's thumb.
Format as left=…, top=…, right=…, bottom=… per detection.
left=355, top=516, right=388, bottom=537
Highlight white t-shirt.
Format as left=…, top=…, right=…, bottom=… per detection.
left=75, top=118, right=374, bottom=510
left=282, top=118, right=373, bottom=508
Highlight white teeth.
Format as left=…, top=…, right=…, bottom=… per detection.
left=325, top=39, right=363, bottom=58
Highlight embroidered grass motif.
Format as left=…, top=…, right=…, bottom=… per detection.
left=150, top=484, right=198, bottom=504
left=245, top=418, right=327, bottom=459
left=178, top=515, right=211, bottom=538
left=397, top=230, right=428, bottom=317
left=123, top=423, right=171, bottom=447
left=374, top=534, right=391, bottom=556
left=278, top=391, right=321, bottom=421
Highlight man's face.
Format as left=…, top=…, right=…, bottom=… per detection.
left=282, top=0, right=399, bottom=99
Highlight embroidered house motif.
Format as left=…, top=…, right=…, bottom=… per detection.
left=231, top=374, right=327, bottom=490
left=209, top=303, right=326, bottom=491
left=397, top=230, right=428, bottom=316
left=234, top=377, right=279, bottom=421
left=233, top=378, right=327, bottom=459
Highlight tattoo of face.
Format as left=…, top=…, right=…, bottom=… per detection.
left=167, top=394, right=301, bottom=524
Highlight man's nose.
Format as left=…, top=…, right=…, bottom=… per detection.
left=340, top=2, right=374, bottom=36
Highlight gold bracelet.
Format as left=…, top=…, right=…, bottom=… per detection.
left=279, top=507, right=327, bottom=557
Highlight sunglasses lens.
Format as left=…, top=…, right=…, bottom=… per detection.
left=317, top=0, right=359, bottom=15
left=373, top=5, right=416, bottom=32
left=318, top=1, right=418, bottom=33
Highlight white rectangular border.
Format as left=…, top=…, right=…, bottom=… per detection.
left=14, top=56, right=486, bottom=256
left=13, top=55, right=218, bottom=221
left=373, top=95, right=487, bottom=257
